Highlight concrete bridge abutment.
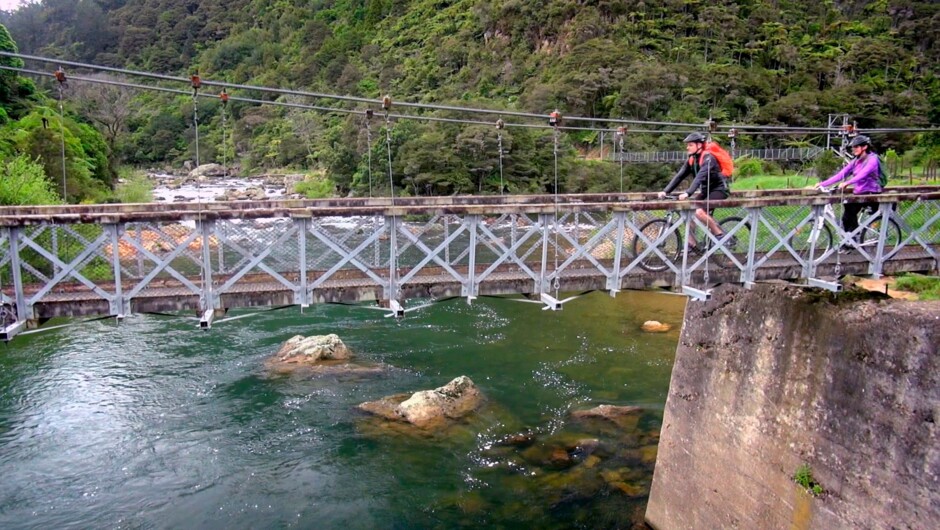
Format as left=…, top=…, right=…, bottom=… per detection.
left=646, top=283, right=940, bottom=529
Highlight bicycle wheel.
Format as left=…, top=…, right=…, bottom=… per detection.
left=859, top=215, right=901, bottom=256
left=632, top=219, right=681, bottom=272
left=789, top=221, right=834, bottom=264
left=708, top=217, right=750, bottom=269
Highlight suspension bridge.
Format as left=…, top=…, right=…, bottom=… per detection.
left=1, top=52, right=939, bottom=341
left=1, top=188, right=938, bottom=341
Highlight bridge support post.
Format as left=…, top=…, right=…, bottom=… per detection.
left=2, top=227, right=27, bottom=341
left=680, top=210, right=694, bottom=287
left=869, top=203, right=893, bottom=279
left=296, top=218, right=309, bottom=307
left=385, top=215, right=399, bottom=303
left=463, top=215, right=479, bottom=300
left=607, top=212, right=625, bottom=295
left=743, top=209, right=760, bottom=289
left=198, top=220, right=219, bottom=329
left=8, top=227, right=29, bottom=321
left=538, top=214, right=552, bottom=294
left=107, top=224, right=125, bottom=319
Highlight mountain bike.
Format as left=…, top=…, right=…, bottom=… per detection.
left=632, top=195, right=747, bottom=272
left=790, top=187, right=900, bottom=263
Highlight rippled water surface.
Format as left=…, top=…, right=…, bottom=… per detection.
left=0, top=291, right=685, bottom=529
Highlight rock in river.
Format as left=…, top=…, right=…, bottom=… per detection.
left=358, top=376, right=484, bottom=429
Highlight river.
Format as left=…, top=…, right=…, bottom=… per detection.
left=0, top=289, right=685, bottom=529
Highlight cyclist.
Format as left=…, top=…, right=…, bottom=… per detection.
left=812, top=134, right=883, bottom=250
left=657, top=132, right=730, bottom=251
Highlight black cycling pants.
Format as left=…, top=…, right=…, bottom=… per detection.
left=694, top=189, right=729, bottom=215
left=842, top=195, right=878, bottom=240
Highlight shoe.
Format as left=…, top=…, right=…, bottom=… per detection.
left=714, top=232, right=738, bottom=248
left=686, top=244, right=702, bottom=255
left=837, top=245, right=854, bottom=255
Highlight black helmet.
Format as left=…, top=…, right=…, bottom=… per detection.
left=683, top=132, right=707, bottom=143
left=848, top=135, right=871, bottom=148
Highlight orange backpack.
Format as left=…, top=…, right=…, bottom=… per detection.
left=697, top=141, right=734, bottom=178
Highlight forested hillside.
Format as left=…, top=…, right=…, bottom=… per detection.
left=1, top=0, right=938, bottom=198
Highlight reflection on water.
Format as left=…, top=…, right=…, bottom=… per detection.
left=0, top=291, right=685, bottom=529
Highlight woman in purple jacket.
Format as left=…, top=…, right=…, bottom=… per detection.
left=813, top=135, right=883, bottom=245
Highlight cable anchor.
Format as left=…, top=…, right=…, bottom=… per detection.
left=191, top=72, right=201, bottom=98
left=53, top=66, right=68, bottom=88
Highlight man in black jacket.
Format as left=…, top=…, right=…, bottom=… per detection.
left=657, top=132, right=730, bottom=250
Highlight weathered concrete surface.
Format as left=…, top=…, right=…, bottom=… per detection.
left=646, top=283, right=940, bottom=530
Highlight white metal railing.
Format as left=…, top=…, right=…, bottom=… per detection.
left=616, top=147, right=825, bottom=163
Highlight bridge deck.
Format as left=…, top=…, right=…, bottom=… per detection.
left=21, top=250, right=938, bottom=318
left=1, top=189, right=937, bottom=329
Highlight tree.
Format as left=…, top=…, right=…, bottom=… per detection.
left=0, top=22, right=34, bottom=120
left=68, top=73, right=133, bottom=162
left=0, top=154, right=61, bottom=205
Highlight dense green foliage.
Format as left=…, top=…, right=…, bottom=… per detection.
left=2, top=1, right=938, bottom=198
left=1, top=20, right=116, bottom=204
left=0, top=109, right=114, bottom=202
left=0, top=154, right=61, bottom=205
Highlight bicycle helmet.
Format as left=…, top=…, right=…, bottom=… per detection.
left=848, top=135, right=871, bottom=148
left=683, top=132, right=707, bottom=143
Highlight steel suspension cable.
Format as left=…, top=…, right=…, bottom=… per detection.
left=616, top=128, right=625, bottom=193
left=496, top=119, right=505, bottom=195
left=8, top=52, right=937, bottom=134
left=56, top=82, right=68, bottom=201
left=552, top=123, right=561, bottom=296
left=220, top=90, right=229, bottom=177
left=498, top=133, right=504, bottom=195
left=364, top=113, right=374, bottom=198
left=383, top=103, right=394, bottom=203
left=7, top=64, right=937, bottom=138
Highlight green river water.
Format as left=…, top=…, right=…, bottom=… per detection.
left=0, top=290, right=686, bottom=529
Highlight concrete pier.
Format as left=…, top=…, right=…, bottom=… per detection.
left=647, top=284, right=940, bottom=529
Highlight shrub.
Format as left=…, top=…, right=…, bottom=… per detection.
left=0, top=154, right=61, bottom=205
left=734, top=156, right=763, bottom=179
left=294, top=174, right=335, bottom=198
left=814, top=151, right=842, bottom=182
left=793, top=464, right=824, bottom=496
left=112, top=168, right=153, bottom=203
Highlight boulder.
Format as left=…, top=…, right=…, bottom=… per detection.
left=264, top=334, right=387, bottom=376
left=273, top=334, right=351, bottom=363
left=641, top=320, right=671, bottom=332
left=358, top=376, right=483, bottom=429
left=188, top=163, right=226, bottom=179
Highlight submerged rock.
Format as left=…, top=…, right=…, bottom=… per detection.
left=641, top=320, right=671, bottom=332
left=357, top=375, right=484, bottom=429
left=571, top=404, right=644, bottom=432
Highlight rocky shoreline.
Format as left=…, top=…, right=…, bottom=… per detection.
left=148, top=163, right=307, bottom=203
